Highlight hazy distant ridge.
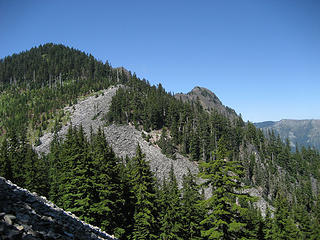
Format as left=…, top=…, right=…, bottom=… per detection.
left=255, top=119, right=320, bottom=150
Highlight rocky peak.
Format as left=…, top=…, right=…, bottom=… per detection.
left=189, top=86, right=222, bottom=105
left=175, top=86, right=238, bottom=120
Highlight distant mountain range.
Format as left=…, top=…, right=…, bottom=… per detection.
left=255, top=119, right=320, bottom=150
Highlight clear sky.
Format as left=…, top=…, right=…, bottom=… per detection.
left=1, top=0, right=319, bottom=122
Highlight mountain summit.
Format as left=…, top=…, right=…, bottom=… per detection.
left=175, top=86, right=238, bottom=119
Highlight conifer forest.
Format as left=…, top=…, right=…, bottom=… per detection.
left=0, top=44, right=320, bottom=239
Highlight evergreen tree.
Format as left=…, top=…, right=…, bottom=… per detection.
left=0, top=138, right=12, bottom=180
left=199, top=138, right=254, bottom=239
left=118, top=155, right=137, bottom=239
left=158, top=128, right=175, bottom=158
left=180, top=170, right=204, bottom=240
left=48, top=131, right=61, bottom=203
left=293, top=204, right=312, bottom=239
left=159, top=164, right=183, bottom=240
left=89, top=128, right=124, bottom=237
left=271, top=194, right=299, bottom=240
left=7, top=130, right=24, bottom=186
left=24, top=146, right=48, bottom=196
left=54, top=125, right=92, bottom=221
left=190, top=131, right=200, bottom=161
left=131, top=145, right=157, bottom=240
left=310, top=194, right=320, bottom=240
left=263, top=208, right=274, bottom=240
left=62, top=125, right=94, bottom=222
left=242, top=206, right=265, bottom=239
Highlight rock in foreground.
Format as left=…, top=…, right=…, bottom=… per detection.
left=0, top=177, right=116, bottom=240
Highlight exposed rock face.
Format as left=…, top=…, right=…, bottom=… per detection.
left=35, top=85, right=121, bottom=154
left=104, top=124, right=199, bottom=185
left=175, top=86, right=238, bottom=120
left=255, top=119, right=320, bottom=150
left=34, top=85, right=271, bottom=217
left=35, top=85, right=199, bottom=185
left=0, top=177, right=116, bottom=240
left=104, top=124, right=271, bottom=216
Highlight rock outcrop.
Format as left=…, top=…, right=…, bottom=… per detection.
left=175, top=86, right=238, bottom=120
left=35, top=85, right=121, bottom=154
left=34, top=85, right=271, bottom=217
left=104, top=124, right=199, bottom=185
left=0, top=177, right=116, bottom=240
left=35, top=85, right=198, bottom=186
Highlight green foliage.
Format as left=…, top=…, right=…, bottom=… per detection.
left=180, top=170, right=205, bottom=240
left=107, top=77, right=242, bottom=163
left=131, top=145, right=157, bottom=240
left=263, top=208, right=274, bottom=240
left=0, top=43, right=130, bottom=146
left=199, top=139, right=255, bottom=239
left=271, top=195, right=299, bottom=239
left=1, top=43, right=320, bottom=239
left=0, top=130, right=48, bottom=196
left=158, top=165, right=183, bottom=240
left=47, top=126, right=126, bottom=238
left=158, top=128, right=175, bottom=159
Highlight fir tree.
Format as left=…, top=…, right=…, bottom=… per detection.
left=180, top=170, right=204, bottom=240
left=48, top=131, right=61, bottom=203
left=89, top=128, right=124, bottom=237
left=263, top=208, right=274, bottom=240
left=0, top=138, right=12, bottom=180
left=24, top=146, right=48, bottom=196
left=159, top=164, right=183, bottom=240
left=293, top=204, right=312, bottom=239
left=271, top=194, right=299, bottom=240
left=131, top=145, right=157, bottom=240
left=199, top=138, right=254, bottom=239
left=310, top=194, right=320, bottom=240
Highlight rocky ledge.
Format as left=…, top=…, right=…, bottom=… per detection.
left=0, top=177, right=116, bottom=240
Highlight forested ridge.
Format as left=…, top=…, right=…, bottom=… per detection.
left=0, top=43, right=320, bottom=239
left=0, top=43, right=129, bottom=143
left=107, top=75, right=320, bottom=199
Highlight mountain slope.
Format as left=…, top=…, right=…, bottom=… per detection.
left=35, top=85, right=198, bottom=184
left=255, top=119, right=320, bottom=149
left=1, top=44, right=320, bottom=238
left=35, top=84, right=270, bottom=216
left=35, top=85, right=121, bottom=154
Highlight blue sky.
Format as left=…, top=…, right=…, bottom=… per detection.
left=1, top=0, right=319, bottom=122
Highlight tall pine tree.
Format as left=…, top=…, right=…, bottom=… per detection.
left=199, top=138, right=254, bottom=239
left=180, top=170, right=204, bottom=240
left=131, top=145, right=157, bottom=240
left=159, top=164, right=183, bottom=240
